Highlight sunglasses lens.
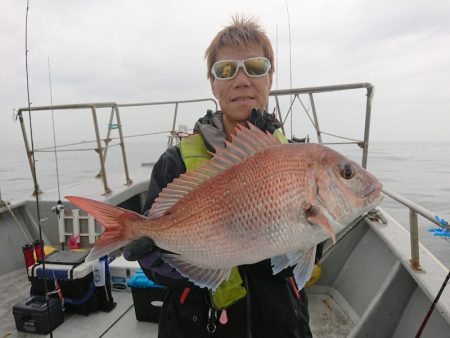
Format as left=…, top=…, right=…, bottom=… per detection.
left=244, top=58, right=270, bottom=76
left=213, top=61, right=238, bottom=79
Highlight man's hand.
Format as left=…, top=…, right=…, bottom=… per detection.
left=123, top=237, right=182, bottom=279
left=123, top=237, right=155, bottom=261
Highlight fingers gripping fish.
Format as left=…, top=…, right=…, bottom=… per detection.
left=66, top=123, right=383, bottom=291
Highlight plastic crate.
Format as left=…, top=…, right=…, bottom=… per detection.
left=127, top=269, right=166, bottom=322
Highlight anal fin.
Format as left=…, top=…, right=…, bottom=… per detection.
left=271, top=247, right=316, bottom=290
left=161, top=254, right=231, bottom=291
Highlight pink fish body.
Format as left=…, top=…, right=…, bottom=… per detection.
left=66, top=123, right=382, bottom=290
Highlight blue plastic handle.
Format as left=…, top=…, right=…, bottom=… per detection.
left=435, top=215, right=449, bottom=228
left=428, top=227, right=450, bottom=238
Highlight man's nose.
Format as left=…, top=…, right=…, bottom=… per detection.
left=232, top=66, right=251, bottom=87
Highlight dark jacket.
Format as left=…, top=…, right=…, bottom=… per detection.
left=141, top=110, right=313, bottom=338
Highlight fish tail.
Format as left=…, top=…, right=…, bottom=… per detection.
left=65, top=196, right=146, bottom=262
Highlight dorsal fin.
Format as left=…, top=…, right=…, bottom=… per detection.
left=148, top=123, right=282, bottom=218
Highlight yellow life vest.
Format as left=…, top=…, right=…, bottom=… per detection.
left=179, top=128, right=288, bottom=170
left=178, top=127, right=288, bottom=309
left=178, top=133, right=212, bottom=170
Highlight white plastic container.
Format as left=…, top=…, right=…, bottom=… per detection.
left=92, top=260, right=106, bottom=287
left=109, top=255, right=140, bottom=291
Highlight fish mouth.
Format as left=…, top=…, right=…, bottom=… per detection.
left=366, top=182, right=384, bottom=203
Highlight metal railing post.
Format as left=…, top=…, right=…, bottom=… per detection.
left=409, top=209, right=421, bottom=270
left=96, top=107, right=115, bottom=179
left=169, top=102, right=179, bottom=147
left=17, top=111, right=42, bottom=196
left=362, top=85, right=374, bottom=169
left=309, top=93, right=322, bottom=144
left=91, top=106, right=111, bottom=195
left=114, top=105, right=132, bottom=186
left=274, top=95, right=285, bottom=136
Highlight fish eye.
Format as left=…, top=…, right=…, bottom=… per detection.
left=341, top=164, right=355, bottom=180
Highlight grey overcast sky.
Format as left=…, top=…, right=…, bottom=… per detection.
left=1, top=0, right=450, bottom=145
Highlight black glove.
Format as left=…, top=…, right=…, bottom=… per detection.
left=123, top=237, right=182, bottom=280
left=249, top=108, right=282, bottom=134
left=123, top=237, right=154, bottom=260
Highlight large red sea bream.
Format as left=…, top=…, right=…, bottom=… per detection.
left=66, top=123, right=383, bottom=290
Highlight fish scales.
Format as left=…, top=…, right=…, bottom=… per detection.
left=132, top=144, right=327, bottom=268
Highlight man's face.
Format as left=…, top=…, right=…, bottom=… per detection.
left=210, top=45, right=273, bottom=131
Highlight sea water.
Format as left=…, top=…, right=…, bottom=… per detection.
left=1, top=141, right=449, bottom=269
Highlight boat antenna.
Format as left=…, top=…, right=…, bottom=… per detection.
left=275, top=25, right=279, bottom=91
left=285, top=0, right=293, bottom=137
left=282, top=1, right=310, bottom=140
left=47, top=57, right=61, bottom=200
left=25, top=2, right=54, bottom=337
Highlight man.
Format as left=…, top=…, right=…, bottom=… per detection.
left=124, top=16, right=313, bottom=338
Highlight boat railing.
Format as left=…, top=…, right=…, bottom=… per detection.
left=268, top=82, right=374, bottom=169
left=16, top=99, right=217, bottom=196
left=15, top=83, right=447, bottom=275
left=17, top=83, right=372, bottom=197
left=382, top=187, right=449, bottom=271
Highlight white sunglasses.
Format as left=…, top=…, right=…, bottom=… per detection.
left=211, top=57, right=271, bottom=80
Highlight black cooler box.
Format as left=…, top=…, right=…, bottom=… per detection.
left=13, top=296, right=64, bottom=334
left=127, top=269, right=166, bottom=322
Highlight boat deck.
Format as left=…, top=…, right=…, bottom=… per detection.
left=1, top=269, right=355, bottom=338
left=3, top=214, right=450, bottom=337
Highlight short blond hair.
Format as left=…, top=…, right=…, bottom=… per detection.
left=205, top=15, right=274, bottom=80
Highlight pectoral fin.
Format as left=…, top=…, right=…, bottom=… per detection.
left=161, top=253, right=231, bottom=291
left=306, top=206, right=336, bottom=243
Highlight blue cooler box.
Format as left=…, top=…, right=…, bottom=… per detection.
left=127, top=269, right=166, bottom=322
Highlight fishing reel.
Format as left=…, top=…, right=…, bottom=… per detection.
left=51, top=200, right=64, bottom=216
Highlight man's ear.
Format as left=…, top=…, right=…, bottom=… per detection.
left=267, top=72, right=273, bottom=93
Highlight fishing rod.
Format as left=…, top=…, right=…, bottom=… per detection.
left=47, top=57, right=65, bottom=249
left=415, top=270, right=450, bottom=337
left=25, top=1, right=54, bottom=336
